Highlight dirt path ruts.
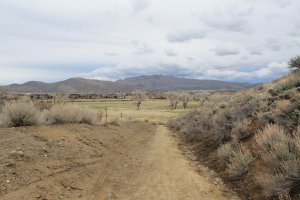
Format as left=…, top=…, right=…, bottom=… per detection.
left=95, top=125, right=239, bottom=200
left=1, top=123, right=239, bottom=200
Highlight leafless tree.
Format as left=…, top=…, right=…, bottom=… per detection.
left=167, top=93, right=180, bottom=110
left=132, top=90, right=146, bottom=110
left=179, top=93, right=190, bottom=109
left=0, top=87, right=8, bottom=109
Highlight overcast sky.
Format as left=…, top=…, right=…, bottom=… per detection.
left=0, top=0, right=299, bottom=84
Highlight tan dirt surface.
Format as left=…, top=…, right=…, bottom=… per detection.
left=0, top=122, right=238, bottom=200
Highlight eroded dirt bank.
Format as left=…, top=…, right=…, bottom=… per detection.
left=0, top=122, right=238, bottom=200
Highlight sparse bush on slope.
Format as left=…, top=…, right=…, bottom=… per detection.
left=167, top=67, right=300, bottom=199
left=0, top=101, right=39, bottom=127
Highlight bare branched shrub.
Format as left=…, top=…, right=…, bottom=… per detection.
left=0, top=87, right=8, bottom=110
left=226, top=147, right=255, bottom=178
left=0, top=101, right=39, bottom=127
left=179, top=93, right=190, bottom=109
left=167, top=93, right=180, bottom=110
left=132, top=90, right=146, bottom=110
left=43, top=104, right=98, bottom=125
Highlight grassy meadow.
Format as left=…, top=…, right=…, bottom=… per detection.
left=76, top=98, right=200, bottom=123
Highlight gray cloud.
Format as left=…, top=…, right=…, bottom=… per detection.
left=164, top=49, right=178, bottom=57
left=212, top=45, right=240, bottom=56
left=166, top=30, right=205, bottom=43
left=132, top=0, right=150, bottom=14
left=132, top=41, right=154, bottom=55
left=201, top=4, right=253, bottom=32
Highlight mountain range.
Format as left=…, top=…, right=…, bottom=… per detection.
left=5, top=75, right=250, bottom=93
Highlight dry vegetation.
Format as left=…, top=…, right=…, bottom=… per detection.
left=0, top=98, right=98, bottom=127
left=167, top=67, right=300, bottom=199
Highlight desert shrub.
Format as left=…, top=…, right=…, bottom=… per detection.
left=42, top=104, right=98, bottom=125
left=226, top=147, right=255, bottom=178
left=256, top=125, right=300, bottom=197
left=269, top=77, right=300, bottom=96
left=232, top=119, right=253, bottom=141
left=257, top=111, right=276, bottom=128
left=273, top=100, right=300, bottom=132
left=0, top=101, right=39, bottom=127
left=217, top=143, right=235, bottom=162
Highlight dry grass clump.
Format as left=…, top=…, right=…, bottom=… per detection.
left=42, top=104, right=98, bottom=125
left=0, top=101, right=39, bottom=127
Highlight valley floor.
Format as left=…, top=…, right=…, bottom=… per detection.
left=0, top=122, right=238, bottom=200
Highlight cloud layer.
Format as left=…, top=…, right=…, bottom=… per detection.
left=0, top=0, right=299, bottom=84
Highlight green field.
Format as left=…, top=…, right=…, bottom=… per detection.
left=76, top=99, right=199, bottom=123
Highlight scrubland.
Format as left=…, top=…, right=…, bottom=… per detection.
left=167, top=71, right=300, bottom=199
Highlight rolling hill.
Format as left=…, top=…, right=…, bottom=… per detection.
left=6, top=75, right=250, bottom=93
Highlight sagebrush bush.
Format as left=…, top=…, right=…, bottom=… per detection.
left=269, top=77, right=300, bottom=96
left=42, top=104, right=98, bottom=125
left=217, top=143, right=235, bottom=162
left=232, top=119, right=253, bottom=141
left=226, top=147, right=255, bottom=178
left=256, top=125, right=300, bottom=197
left=0, top=101, right=39, bottom=127
left=273, top=99, right=300, bottom=132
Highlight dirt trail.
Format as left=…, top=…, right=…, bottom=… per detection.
left=125, top=126, right=237, bottom=200
left=0, top=123, right=238, bottom=200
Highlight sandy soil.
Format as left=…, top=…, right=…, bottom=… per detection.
left=0, top=122, right=238, bottom=200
